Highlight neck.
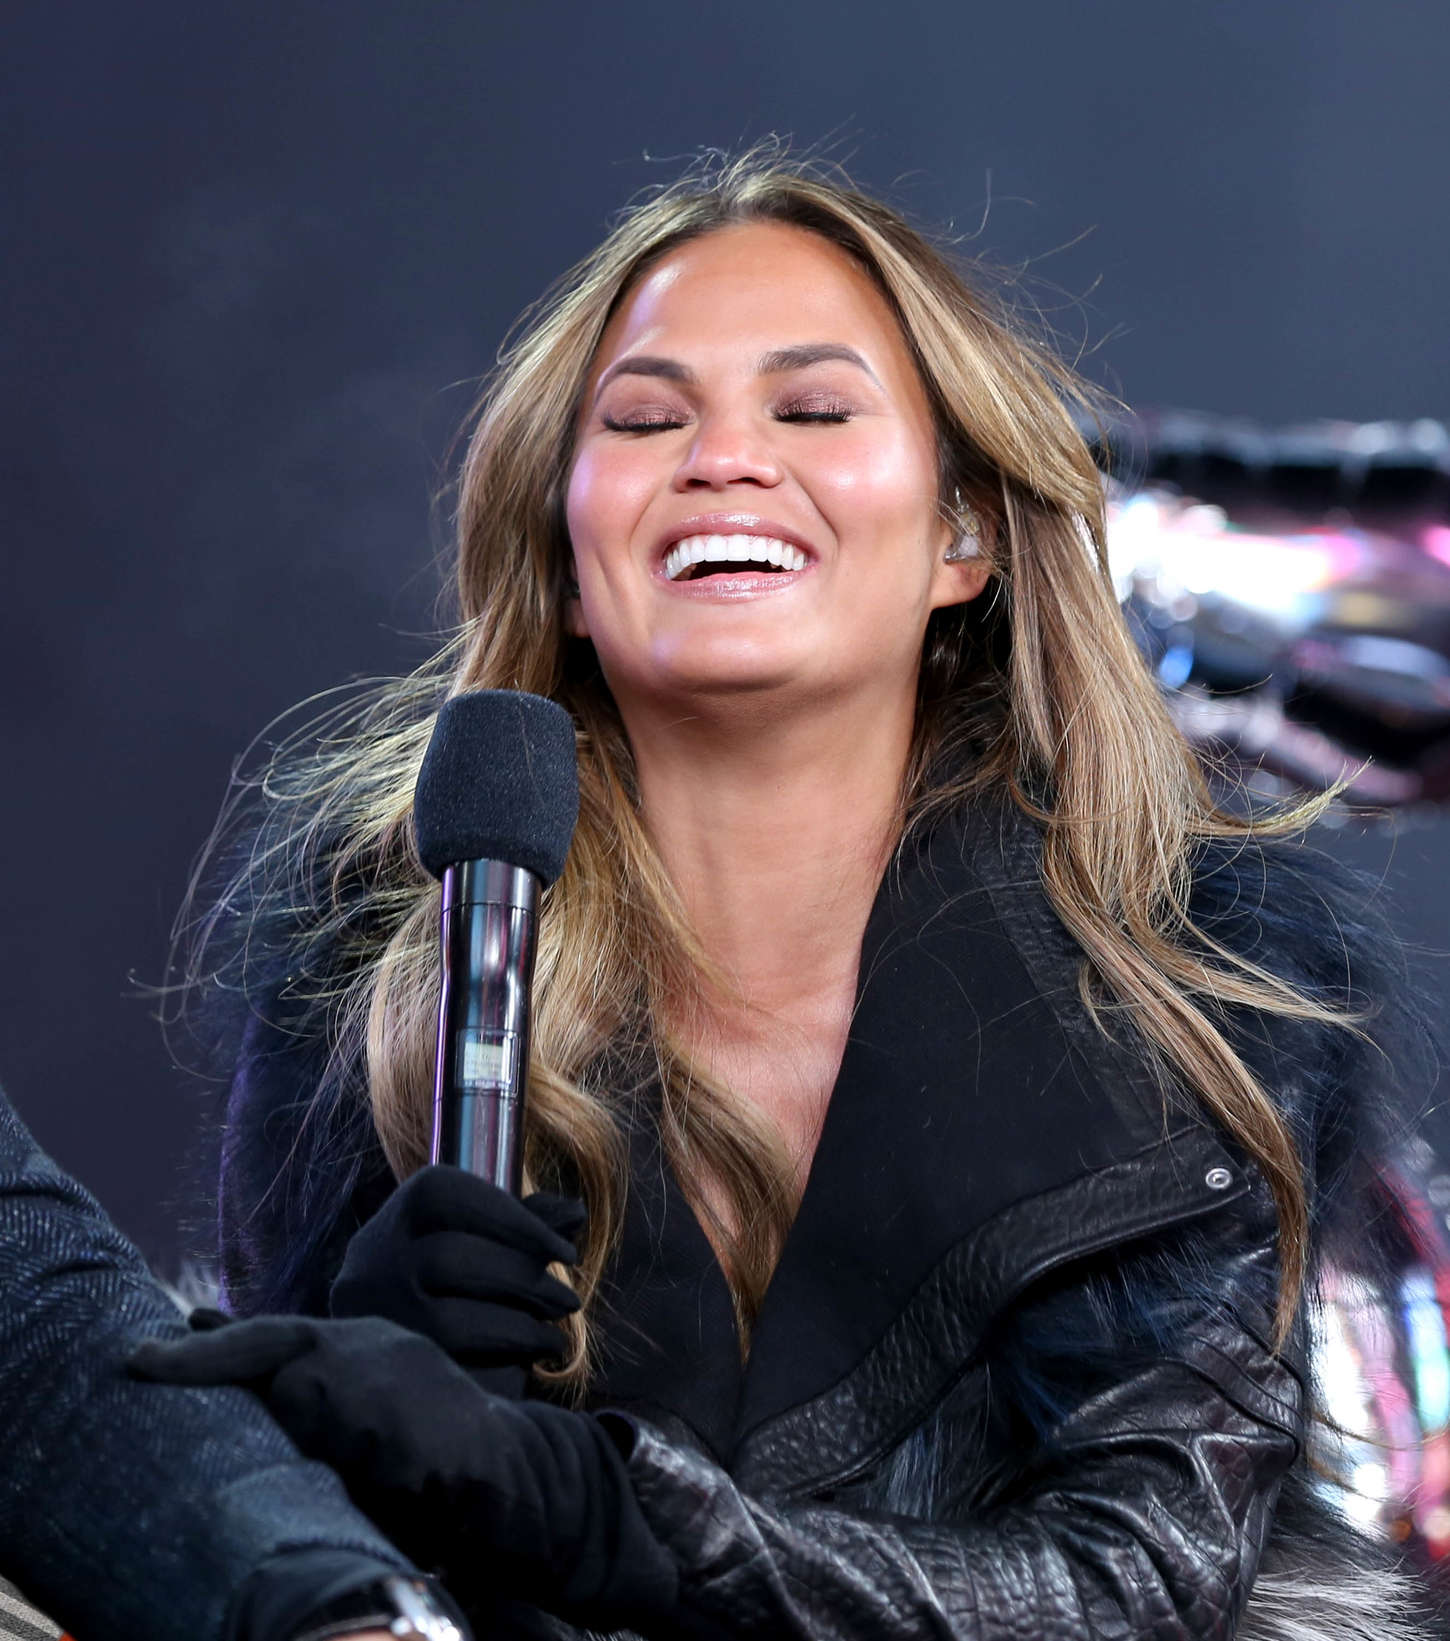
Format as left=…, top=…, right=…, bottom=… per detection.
left=627, top=688, right=915, bottom=1025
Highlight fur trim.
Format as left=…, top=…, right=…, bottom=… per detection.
left=1187, top=835, right=1440, bottom=1258
left=1237, top=1469, right=1445, bottom=1641
left=1241, top=1559, right=1441, bottom=1641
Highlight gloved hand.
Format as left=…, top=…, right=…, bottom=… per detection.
left=130, top=1315, right=676, bottom=1626
left=328, top=1165, right=584, bottom=1396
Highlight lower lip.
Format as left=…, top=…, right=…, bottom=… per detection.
left=655, top=564, right=815, bottom=599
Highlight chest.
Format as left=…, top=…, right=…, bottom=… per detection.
left=675, top=965, right=858, bottom=1241
left=702, top=1013, right=849, bottom=1191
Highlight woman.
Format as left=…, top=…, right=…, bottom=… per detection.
left=140, top=151, right=1439, bottom=1638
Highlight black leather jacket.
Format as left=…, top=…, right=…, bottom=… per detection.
left=219, top=803, right=1438, bottom=1640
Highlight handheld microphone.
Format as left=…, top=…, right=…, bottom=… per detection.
left=413, top=691, right=579, bottom=1192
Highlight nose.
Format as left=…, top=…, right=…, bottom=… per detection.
left=672, top=410, right=783, bottom=492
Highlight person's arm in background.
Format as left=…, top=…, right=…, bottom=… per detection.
left=0, top=1082, right=467, bottom=1641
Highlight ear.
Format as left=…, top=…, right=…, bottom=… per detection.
left=929, top=551, right=992, bottom=611
left=927, top=512, right=994, bottom=610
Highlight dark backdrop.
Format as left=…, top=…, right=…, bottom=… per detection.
left=6, top=0, right=1449, bottom=1266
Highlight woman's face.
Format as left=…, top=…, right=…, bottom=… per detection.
left=565, top=221, right=989, bottom=723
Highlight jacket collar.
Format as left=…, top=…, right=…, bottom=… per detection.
left=587, top=801, right=1237, bottom=1470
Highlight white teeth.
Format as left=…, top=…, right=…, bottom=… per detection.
left=662, top=534, right=809, bottom=580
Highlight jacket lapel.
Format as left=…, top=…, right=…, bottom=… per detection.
left=735, top=809, right=1170, bottom=1443
left=586, top=1088, right=744, bottom=1462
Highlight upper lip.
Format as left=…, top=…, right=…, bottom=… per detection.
left=654, top=513, right=818, bottom=570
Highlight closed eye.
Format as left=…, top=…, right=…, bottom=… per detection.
left=601, top=413, right=688, bottom=433
left=775, top=395, right=853, bottom=423
left=601, top=396, right=855, bottom=434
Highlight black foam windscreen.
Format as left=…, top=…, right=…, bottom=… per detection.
left=414, top=691, right=579, bottom=884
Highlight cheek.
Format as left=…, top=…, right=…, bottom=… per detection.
left=805, top=425, right=938, bottom=524
left=565, top=445, right=660, bottom=567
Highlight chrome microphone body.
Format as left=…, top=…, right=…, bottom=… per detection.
left=413, top=689, right=579, bottom=1194
left=430, top=859, right=540, bottom=1192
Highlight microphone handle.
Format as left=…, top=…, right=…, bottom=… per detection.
left=430, top=859, right=539, bottom=1192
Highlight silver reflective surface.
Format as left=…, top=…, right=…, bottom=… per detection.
left=1103, top=417, right=1450, bottom=1570
left=1104, top=416, right=1450, bottom=808
left=1311, top=1153, right=1450, bottom=1565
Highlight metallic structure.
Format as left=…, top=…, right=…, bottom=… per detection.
left=1102, top=413, right=1450, bottom=1574
left=1102, top=413, right=1450, bottom=809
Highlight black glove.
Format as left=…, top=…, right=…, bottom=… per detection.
left=328, top=1165, right=584, bottom=1397
left=130, top=1315, right=676, bottom=1627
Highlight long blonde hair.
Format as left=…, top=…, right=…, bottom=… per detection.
left=183, top=147, right=1343, bottom=1376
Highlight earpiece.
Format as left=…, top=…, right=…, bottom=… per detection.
left=944, top=492, right=983, bottom=562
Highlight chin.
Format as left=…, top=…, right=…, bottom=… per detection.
left=666, top=667, right=804, bottom=704
left=649, top=640, right=811, bottom=698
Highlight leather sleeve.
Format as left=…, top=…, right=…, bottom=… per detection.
left=611, top=1231, right=1303, bottom=1640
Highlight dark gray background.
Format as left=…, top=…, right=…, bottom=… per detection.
left=5, top=1, right=1448, bottom=1266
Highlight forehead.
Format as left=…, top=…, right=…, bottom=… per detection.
left=585, top=221, right=916, bottom=387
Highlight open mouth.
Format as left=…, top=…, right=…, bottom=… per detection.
left=664, top=533, right=808, bottom=582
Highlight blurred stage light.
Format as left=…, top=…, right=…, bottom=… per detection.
left=1102, top=413, right=1450, bottom=808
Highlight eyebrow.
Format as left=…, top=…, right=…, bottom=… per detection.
left=758, top=343, right=881, bottom=383
left=593, top=342, right=880, bottom=400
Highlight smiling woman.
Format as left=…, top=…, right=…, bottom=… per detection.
left=565, top=223, right=988, bottom=733
left=156, top=150, right=1441, bottom=1639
